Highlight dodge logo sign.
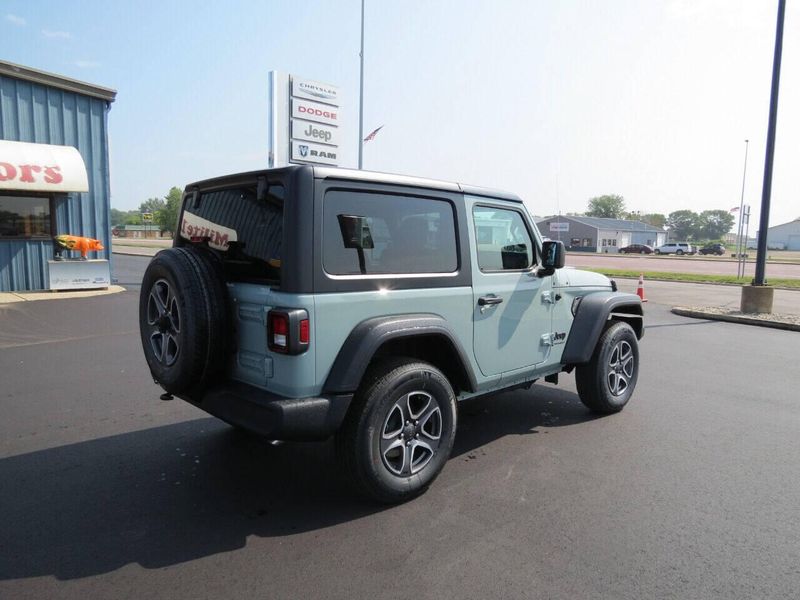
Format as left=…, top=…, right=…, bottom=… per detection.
left=292, top=98, right=339, bottom=127
left=299, top=144, right=309, bottom=157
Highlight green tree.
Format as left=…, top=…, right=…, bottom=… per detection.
left=110, top=208, right=128, bottom=226
left=123, top=211, right=143, bottom=225
left=666, top=210, right=700, bottom=240
left=156, top=187, right=182, bottom=234
left=697, top=210, right=735, bottom=241
left=586, top=195, right=626, bottom=219
left=139, top=197, right=166, bottom=216
left=640, top=213, right=666, bottom=228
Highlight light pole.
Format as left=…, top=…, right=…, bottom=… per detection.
left=358, top=0, right=365, bottom=170
left=742, top=0, right=785, bottom=313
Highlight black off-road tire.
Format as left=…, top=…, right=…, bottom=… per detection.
left=336, top=359, right=457, bottom=504
left=139, top=247, right=229, bottom=395
left=575, top=321, right=639, bottom=415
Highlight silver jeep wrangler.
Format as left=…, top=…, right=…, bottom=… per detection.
left=139, top=166, right=643, bottom=503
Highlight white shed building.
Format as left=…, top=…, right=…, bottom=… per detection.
left=765, top=218, right=800, bottom=250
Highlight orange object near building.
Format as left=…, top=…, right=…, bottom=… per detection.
left=54, top=234, right=105, bottom=258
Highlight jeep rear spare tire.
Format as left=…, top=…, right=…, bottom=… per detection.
left=336, top=359, right=457, bottom=503
left=139, top=247, right=228, bottom=395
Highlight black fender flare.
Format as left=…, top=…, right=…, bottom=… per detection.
left=323, top=313, right=478, bottom=394
left=561, top=292, right=644, bottom=365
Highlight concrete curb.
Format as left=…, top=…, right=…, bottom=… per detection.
left=0, top=285, right=127, bottom=305
left=112, top=249, right=159, bottom=257
left=602, top=275, right=799, bottom=292
left=671, top=306, right=800, bottom=332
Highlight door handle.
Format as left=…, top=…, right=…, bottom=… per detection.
left=478, top=295, right=503, bottom=306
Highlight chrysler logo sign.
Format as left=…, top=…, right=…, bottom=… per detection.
left=299, top=83, right=336, bottom=100
left=292, top=77, right=340, bottom=106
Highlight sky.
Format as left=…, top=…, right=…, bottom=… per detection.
left=1, top=0, right=798, bottom=230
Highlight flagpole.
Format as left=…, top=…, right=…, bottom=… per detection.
left=358, top=0, right=365, bottom=170
left=736, top=139, right=749, bottom=278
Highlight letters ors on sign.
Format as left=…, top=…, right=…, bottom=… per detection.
left=292, top=98, right=339, bottom=127
left=291, top=77, right=339, bottom=106
left=291, top=140, right=338, bottom=166
left=549, top=222, right=570, bottom=232
left=291, top=119, right=339, bottom=147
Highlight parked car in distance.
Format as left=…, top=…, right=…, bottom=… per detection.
left=619, top=244, right=653, bottom=255
left=698, top=243, right=726, bottom=256
left=654, top=242, right=695, bottom=255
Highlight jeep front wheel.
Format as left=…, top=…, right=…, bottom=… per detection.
left=336, top=360, right=457, bottom=503
left=575, top=321, right=639, bottom=414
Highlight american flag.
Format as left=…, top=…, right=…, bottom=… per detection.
left=363, top=125, right=384, bottom=143
left=730, top=207, right=740, bottom=212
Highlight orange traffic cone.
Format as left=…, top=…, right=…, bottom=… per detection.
left=636, top=273, right=648, bottom=302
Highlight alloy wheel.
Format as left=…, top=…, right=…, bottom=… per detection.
left=146, top=279, right=181, bottom=366
left=607, top=340, right=635, bottom=396
left=380, top=391, right=443, bottom=476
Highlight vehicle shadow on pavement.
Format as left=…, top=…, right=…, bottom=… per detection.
left=0, top=385, right=592, bottom=582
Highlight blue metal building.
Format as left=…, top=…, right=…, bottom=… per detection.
left=0, top=60, right=116, bottom=291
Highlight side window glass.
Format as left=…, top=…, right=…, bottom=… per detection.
left=472, top=206, right=534, bottom=271
left=323, top=190, right=458, bottom=275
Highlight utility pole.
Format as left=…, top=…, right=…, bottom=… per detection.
left=358, top=0, right=365, bottom=170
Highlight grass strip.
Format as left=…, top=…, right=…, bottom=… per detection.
left=582, top=268, right=800, bottom=289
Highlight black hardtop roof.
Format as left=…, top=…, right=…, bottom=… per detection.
left=186, top=165, right=522, bottom=203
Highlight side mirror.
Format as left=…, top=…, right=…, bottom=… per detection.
left=337, top=214, right=374, bottom=250
left=539, top=240, right=565, bottom=276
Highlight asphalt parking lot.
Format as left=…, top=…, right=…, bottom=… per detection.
left=1, top=255, right=799, bottom=600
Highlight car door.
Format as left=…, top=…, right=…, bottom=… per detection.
left=468, top=198, right=552, bottom=377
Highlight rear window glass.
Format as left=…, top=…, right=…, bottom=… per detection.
left=180, top=184, right=284, bottom=283
left=323, top=190, right=457, bottom=275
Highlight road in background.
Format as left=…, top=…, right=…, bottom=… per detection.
left=1, top=256, right=799, bottom=599
left=567, top=253, right=800, bottom=279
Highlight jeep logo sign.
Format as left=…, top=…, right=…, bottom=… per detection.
left=291, top=120, right=339, bottom=146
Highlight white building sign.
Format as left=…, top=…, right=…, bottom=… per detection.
left=549, top=222, right=570, bottom=232
left=269, top=72, right=341, bottom=168
left=0, top=140, right=89, bottom=193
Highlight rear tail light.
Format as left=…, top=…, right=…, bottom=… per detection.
left=268, top=308, right=310, bottom=354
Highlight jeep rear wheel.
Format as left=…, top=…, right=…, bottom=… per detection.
left=575, top=321, right=639, bottom=414
left=336, top=360, right=457, bottom=503
left=139, top=247, right=229, bottom=395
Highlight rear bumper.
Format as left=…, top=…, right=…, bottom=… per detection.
left=179, top=381, right=353, bottom=441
